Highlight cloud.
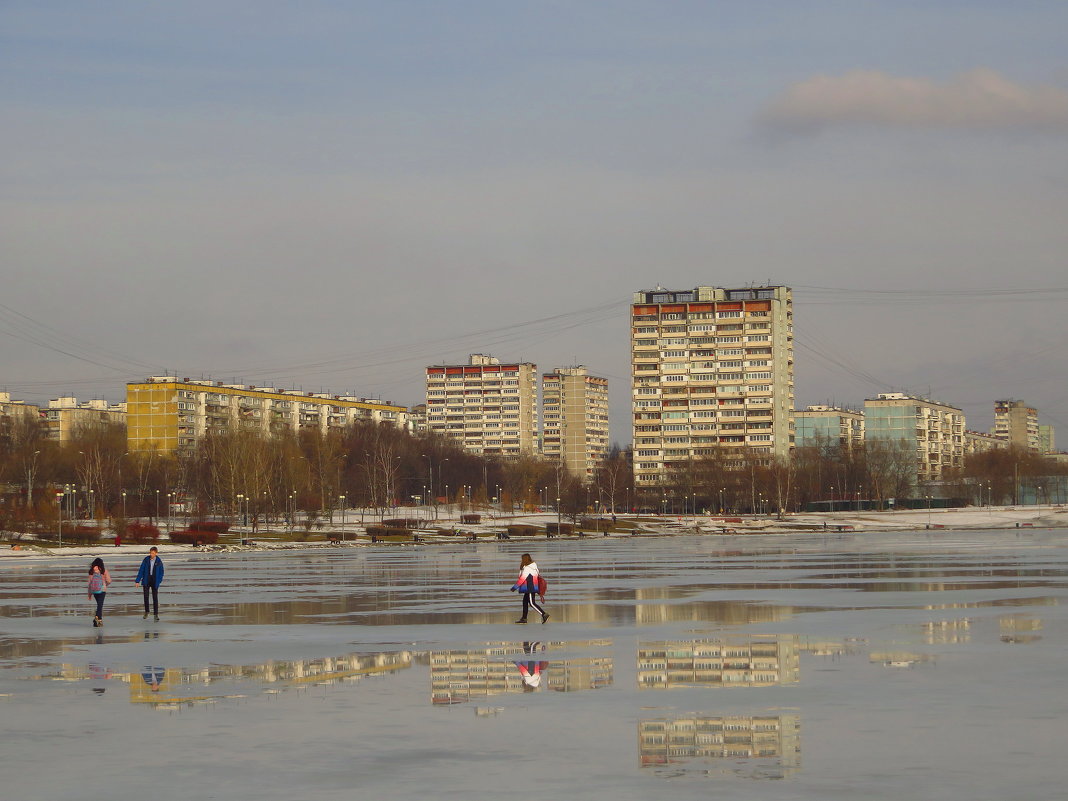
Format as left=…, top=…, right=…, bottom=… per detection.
left=761, top=68, right=1068, bottom=131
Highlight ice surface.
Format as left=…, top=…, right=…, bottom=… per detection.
left=2, top=529, right=1067, bottom=800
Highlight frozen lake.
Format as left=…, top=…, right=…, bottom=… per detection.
left=3, top=529, right=1067, bottom=800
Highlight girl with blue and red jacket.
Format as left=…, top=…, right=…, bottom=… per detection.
left=510, top=553, right=549, bottom=624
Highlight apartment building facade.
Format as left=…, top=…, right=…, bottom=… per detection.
left=0, top=392, right=40, bottom=447
left=126, top=377, right=406, bottom=454
left=794, top=405, right=864, bottom=452
left=864, top=393, right=965, bottom=485
left=541, top=366, right=609, bottom=481
left=965, top=429, right=1006, bottom=456
left=425, top=355, right=538, bottom=458
left=631, top=285, right=794, bottom=487
left=993, top=399, right=1040, bottom=452
left=43, top=396, right=127, bottom=442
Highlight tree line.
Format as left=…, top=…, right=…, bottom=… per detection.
left=2, top=411, right=1064, bottom=534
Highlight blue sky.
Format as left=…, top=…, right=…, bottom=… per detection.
left=3, top=1, right=1068, bottom=442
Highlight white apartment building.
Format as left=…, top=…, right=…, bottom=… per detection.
left=631, top=285, right=794, bottom=486
left=965, top=429, right=1006, bottom=456
left=541, top=366, right=609, bottom=482
left=44, top=396, right=127, bottom=442
left=794, top=405, right=865, bottom=452
left=864, top=393, right=965, bottom=484
left=425, top=355, right=538, bottom=458
left=127, top=377, right=406, bottom=454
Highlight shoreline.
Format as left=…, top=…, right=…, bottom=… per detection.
left=4, top=504, right=1067, bottom=559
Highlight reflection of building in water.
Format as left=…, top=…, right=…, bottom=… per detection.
left=48, top=651, right=412, bottom=708
left=1000, top=615, right=1043, bottom=644
left=637, top=636, right=799, bottom=689
left=430, top=641, right=612, bottom=704
left=922, top=618, right=971, bottom=645
left=869, top=651, right=934, bottom=668
left=638, top=713, right=801, bottom=777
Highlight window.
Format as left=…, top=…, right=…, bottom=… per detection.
left=663, top=375, right=686, bottom=382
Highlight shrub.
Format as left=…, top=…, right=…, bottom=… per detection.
left=507, top=524, right=539, bottom=537
left=366, top=525, right=412, bottom=538
left=67, top=525, right=100, bottom=546
left=169, top=530, right=219, bottom=545
left=461, top=514, right=481, bottom=524
left=190, top=520, right=230, bottom=534
left=578, top=518, right=613, bottom=531
left=382, top=518, right=420, bottom=529
left=125, top=522, right=160, bottom=544
left=546, top=523, right=574, bottom=536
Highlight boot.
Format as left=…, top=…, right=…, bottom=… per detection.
left=92, top=616, right=99, bottom=627
left=515, top=617, right=528, bottom=624
left=541, top=612, right=550, bottom=624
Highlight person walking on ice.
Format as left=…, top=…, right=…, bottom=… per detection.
left=510, top=553, right=549, bottom=624
left=87, top=558, right=112, bottom=627
left=135, top=546, right=164, bottom=621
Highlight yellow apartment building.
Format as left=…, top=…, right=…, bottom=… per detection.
left=541, top=366, right=609, bottom=482
left=126, top=376, right=407, bottom=454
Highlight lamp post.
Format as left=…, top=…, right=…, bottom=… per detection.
left=155, top=489, right=160, bottom=526
left=122, top=489, right=127, bottom=520
left=339, top=494, right=346, bottom=542
left=421, top=454, right=434, bottom=510
left=556, top=497, right=561, bottom=531
left=56, top=490, right=64, bottom=548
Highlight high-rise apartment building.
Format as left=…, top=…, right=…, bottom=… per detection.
left=1038, top=424, right=1055, bottom=454
left=126, top=377, right=406, bottom=454
left=794, top=405, right=864, bottom=452
left=864, top=393, right=965, bottom=485
left=541, top=366, right=609, bottom=481
left=425, top=355, right=538, bottom=458
left=993, top=399, right=1040, bottom=452
left=630, top=285, right=794, bottom=486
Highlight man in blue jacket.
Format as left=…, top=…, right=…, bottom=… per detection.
left=135, top=546, right=164, bottom=621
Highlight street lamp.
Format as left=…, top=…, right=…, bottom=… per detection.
left=56, top=491, right=64, bottom=548
left=122, top=490, right=127, bottom=521
left=339, top=494, right=346, bottom=542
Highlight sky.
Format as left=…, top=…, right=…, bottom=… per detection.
left=3, top=1, right=1067, bottom=445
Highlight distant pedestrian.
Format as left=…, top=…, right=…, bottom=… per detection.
left=135, top=546, right=164, bottom=621
left=510, top=553, right=548, bottom=624
left=87, top=558, right=112, bottom=627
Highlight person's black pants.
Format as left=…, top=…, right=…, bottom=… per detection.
left=94, top=592, right=106, bottom=619
left=143, top=582, right=159, bottom=615
left=521, top=592, right=545, bottom=619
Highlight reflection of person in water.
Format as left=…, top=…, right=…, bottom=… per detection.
left=141, top=667, right=165, bottom=692
left=514, top=641, right=548, bottom=691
